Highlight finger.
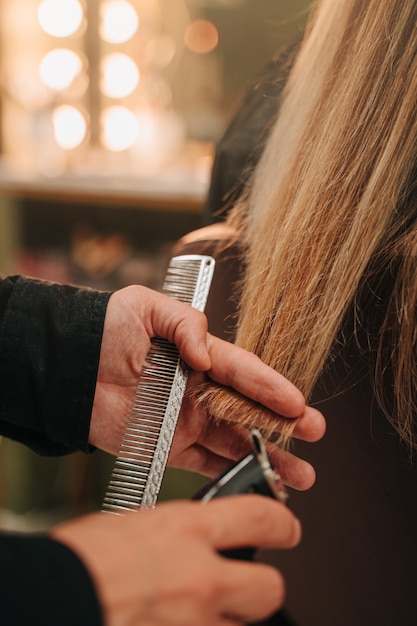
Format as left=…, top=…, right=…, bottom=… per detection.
left=199, top=495, right=301, bottom=552
left=188, top=418, right=256, bottom=462
left=200, top=402, right=324, bottom=444
left=169, top=442, right=241, bottom=478
left=199, top=440, right=315, bottom=490
left=265, top=445, right=316, bottom=491
left=220, top=562, right=285, bottom=623
left=147, top=290, right=212, bottom=370
left=189, top=409, right=322, bottom=465
left=148, top=291, right=308, bottom=421
left=184, top=368, right=324, bottom=445
left=171, top=438, right=316, bottom=490
left=287, top=405, right=326, bottom=442
left=205, top=335, right=305, bottom=418
left=172, top=410, right=317, bottom=489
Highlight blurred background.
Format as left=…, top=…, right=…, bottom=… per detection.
left=0, top=0, right=310, bottom=530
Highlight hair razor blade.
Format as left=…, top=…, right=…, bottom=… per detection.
left=102, top=254, right=215, bottom=514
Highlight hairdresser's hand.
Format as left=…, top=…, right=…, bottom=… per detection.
left=170, top=367, right=324, bottom=491
left=51, top=495, right=300, bottom=626
left=90, top=285, right=325, bottom=489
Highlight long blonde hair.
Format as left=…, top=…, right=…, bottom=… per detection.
left=198, top=0, right=417, bottom=451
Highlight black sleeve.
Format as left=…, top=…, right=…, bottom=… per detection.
left=206, top=40, right=300, bottom=221
left=0, top=533, right=103, bottom=625
left=0, top=275, right=111, bottom=456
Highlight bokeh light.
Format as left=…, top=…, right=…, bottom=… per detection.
left=145, top=34, right=177, bottom=68
left=39, top=49, right=83, bottom=91
left=101, top=105, right=139, bottom=151
left=100, top=53, right=139, bottom=99
left=99, top=0, right=138, bottom=44
left=52, top=105, right=87, bottom=149
left=184, top=19, right=219, bottom=55
left=38, top=0, right=84, bottom=38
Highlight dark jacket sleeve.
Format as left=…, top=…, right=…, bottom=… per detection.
left=0, top=277, right=111, bottom=624
left=0, top=275, right=111, bottom=455
left=0, top=533, right=103, bottom=625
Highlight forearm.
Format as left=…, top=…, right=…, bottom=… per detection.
left=0, top=276, right=111, bottom=455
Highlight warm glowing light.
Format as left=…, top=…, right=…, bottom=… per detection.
left=135, top=110, right=156, bottom=146
left=146, top=34, right=177, bottom=68
left=130, top=109, right=186, bottom=174
left=52, top=105, right=87, bottom=149
left=100, top=0, right=138, bottom=44
left=100, top=53, right=139, bottom=99
left=184, top=19, right=219, bottom=55
left=101, top=106, right=138, bottom=151
left=39, top=49, right=83, bottom=91
left=38, top=0, right=84, bottom=38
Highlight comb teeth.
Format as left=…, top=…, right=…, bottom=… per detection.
left=103, top=255, right=215, bottom=514
left=164, top=257, right=214, bottom=309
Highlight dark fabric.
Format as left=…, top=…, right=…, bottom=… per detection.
left=206, top=44, right=417, bottom=626
left=0, top=533, right=102, bottom=625
left=0, top=276, right=111, bottom=455
left=0, top=275, right=111, bottom=624
left=206, top=41, right=300, bottom=222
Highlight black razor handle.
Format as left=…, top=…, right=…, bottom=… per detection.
left=193, top=429, right=288, bottom=561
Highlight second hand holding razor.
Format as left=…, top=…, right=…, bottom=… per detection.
left=193, top=428, right=288, bottom=561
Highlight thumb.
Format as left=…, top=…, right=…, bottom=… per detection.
left=148, top=290, right=212, bottom=371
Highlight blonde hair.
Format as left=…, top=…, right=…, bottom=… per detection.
left=199, top=0, right=417, bottom=451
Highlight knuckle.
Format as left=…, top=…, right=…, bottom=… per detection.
left=179, top=568, right=220, bottom=616
left=181, top=307, right=206, bottom=328
left=194, top=570, right=222, bottom=606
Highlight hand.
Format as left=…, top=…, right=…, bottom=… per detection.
left=170, top=369, right=324, bottom=491
left=89, top=284, right=214, bottom=453
left=51, top=495, right=301, bottom=626
left=89, top=285, right=325, bottom=489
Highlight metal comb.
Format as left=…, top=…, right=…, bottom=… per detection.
left=102, top=254, right=215, bottom=514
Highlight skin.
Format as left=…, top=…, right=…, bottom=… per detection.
left=52, top=285, right=325, bottom=626
left=52, top=496, right=301, bottom=626
left=90, top=286, right=325, bottom=489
